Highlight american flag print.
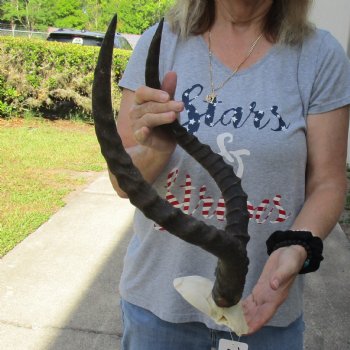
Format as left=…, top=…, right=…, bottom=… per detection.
left=179, top=84, right=290, bottom=134
left=152, top=83, right=293, bottom=230
left=247, top=195, right=290, bottom=224
left=271, top=106, right=290, bottom=131
left=154, top=168, right=290, bottom=231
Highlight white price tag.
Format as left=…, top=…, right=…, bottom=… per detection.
left=218, top=338, right=248, bottom=350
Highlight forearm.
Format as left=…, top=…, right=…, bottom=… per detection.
left=291, top=178, right=347, bottom=239
left=291, top=107, right=349, bottom=240
left=109, top=144, right=173, bottom=198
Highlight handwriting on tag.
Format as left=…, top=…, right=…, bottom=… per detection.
left=218, top=338, right=248, bottom=350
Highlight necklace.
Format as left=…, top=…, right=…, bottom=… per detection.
left=206, top=31, right=263, bottom=104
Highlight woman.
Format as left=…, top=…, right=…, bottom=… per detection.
left=111, top=0, right=350, bottom=349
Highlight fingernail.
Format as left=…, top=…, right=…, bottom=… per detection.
left=272, top=279, right=279, bottom=289
left=134, top=129, right=143, bottom=143
left=160, top=92, right=169, bottom=101
left=175, top=102, right=184, bottom=111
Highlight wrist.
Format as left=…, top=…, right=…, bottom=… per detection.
left=288, top=244, right=308, bottom=269
left=126, top=144, right=175, bottom=185
left=146, top=144, right=175, bottom=163
left=129, top=143, right=174, bottom=161
left=266, top=230, right=324, bottom=274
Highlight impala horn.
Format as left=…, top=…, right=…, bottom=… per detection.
left=92, top=15, right=250, bottom=308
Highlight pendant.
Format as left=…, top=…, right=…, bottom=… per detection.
left=205, top=92, right=217, bottom=104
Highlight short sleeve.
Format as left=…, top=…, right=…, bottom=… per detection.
left=308, top=32, right=350, bottom=115
left=118, top=25, right=157, bottom=91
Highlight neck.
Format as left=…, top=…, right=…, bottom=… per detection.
left=214, top=0, right=272, bottom=34
left=204, top=0, right=274, bottom=75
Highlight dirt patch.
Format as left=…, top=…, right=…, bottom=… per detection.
left=0, top=117, right=26, bottom=127
left=48, top=119, right=94, bottom=132
left=62, top=170, right=104, bottom=203
left=0, top=117, right=94, bottom=132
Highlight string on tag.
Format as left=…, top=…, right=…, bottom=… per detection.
left=229, top=331, right=241, bottom=350
left=218, top=336, right=247, bottom=350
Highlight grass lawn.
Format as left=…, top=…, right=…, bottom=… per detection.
left=0, top=117, right=106, bottom=257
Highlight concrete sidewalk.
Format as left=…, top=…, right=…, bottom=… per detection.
left=1, top=172, right=350, bottom=349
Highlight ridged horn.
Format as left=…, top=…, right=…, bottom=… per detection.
left=92, top=16, right=250, bottom=307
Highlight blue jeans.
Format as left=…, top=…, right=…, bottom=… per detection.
left=120, top=299, right=305, bottom=350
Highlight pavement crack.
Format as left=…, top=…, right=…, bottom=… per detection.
left=0, top=320, right=122, bottom=338
left=55, top=326, right=122, bottom=338
left=0, top=319, right=33, bottom=330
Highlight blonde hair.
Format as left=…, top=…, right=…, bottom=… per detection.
left=166, top=0, right=314, bottom=45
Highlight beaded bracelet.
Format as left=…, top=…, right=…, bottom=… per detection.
left=266, top=230, right=324, bottom=274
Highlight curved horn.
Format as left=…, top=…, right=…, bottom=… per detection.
left=92, top=16, right=249, bottom=307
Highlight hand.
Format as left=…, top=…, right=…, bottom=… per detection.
left=130, top=71, right=184, bottom=153
left=242, top=245, right=307, bottom=334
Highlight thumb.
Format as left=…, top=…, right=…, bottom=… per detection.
left=270, top=276, right=281, bottom=290
left=161, top=71, right=177, bottom=100
left=270, top=265, right=292, bottom=290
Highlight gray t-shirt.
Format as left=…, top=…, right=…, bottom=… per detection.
left=118, top=22, right=350, bottom=329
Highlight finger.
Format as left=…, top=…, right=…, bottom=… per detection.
left=242, top=294, right=256, bottom=312
left=135, top=85, right=170, bottom=105
left=269, top=262, right=296, bottom=291
left=132, top=112, right=177, bottom=144
left=243, top=293, right=279, bottom=333
left=242, top=294, right=261, bottom=329
left=134, top=126, right=150, bottom=144
left=139, top=111, right=177, bottom=129
left=246, top=302, right=277, bottom=334
left=134, top=111, right=177, bottom=145
left=161, top=71, right=177, bottom=99
left=134, top=100, right=184, bottom=117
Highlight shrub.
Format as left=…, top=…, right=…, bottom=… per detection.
left=0, top=75, right=19, bottom=117
left=0, top=36, right=131, bottom=121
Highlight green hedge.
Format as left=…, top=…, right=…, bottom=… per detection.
left=0, top=36, right=131, bottom=121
